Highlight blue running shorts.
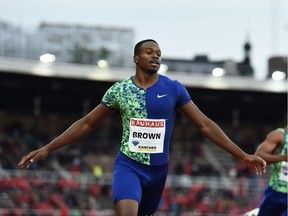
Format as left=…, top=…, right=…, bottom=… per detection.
left=112, top=151, right=169, bottom=215
left=258, top=186, right=287, bottom=216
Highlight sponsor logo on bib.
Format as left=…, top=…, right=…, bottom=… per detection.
left=128, top=118, right=166, bottom=153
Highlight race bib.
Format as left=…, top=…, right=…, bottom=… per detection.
left=128, top=118, right=166, bottom=153
left=279, top=161, right=288, bottom=182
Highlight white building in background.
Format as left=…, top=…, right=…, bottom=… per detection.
left=1, top=20, right=284, bottom=78
left=0, top=20, right=28, bottom=58
left=36, top=22, right=135, bottom=67
left=0, top=20, right=135, bottom=68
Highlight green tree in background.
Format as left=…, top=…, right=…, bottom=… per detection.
left=70, top=44, right=110, bottom=65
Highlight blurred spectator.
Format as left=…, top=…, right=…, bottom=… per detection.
left=0, top=113, right=274, bottom=214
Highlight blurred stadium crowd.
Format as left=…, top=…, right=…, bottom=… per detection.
left=0, top=110, right=277, bottom=216
left=0, top=57, right=286, bottom=215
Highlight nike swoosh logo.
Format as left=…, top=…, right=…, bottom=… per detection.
left=157, top=94, right=168, bottom=98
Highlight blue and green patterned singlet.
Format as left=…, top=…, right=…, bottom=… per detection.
left=268, top=128, right=288, bottom=193
left=101, top=74, right=191, bottom=166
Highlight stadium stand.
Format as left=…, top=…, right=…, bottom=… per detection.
left=0, top=57, right=286, bottom=215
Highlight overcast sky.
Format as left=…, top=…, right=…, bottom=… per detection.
left=0, top=0, right=287, bottom=79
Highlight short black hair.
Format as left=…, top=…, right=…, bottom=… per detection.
left=134, top=39, right=158, bottom=55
